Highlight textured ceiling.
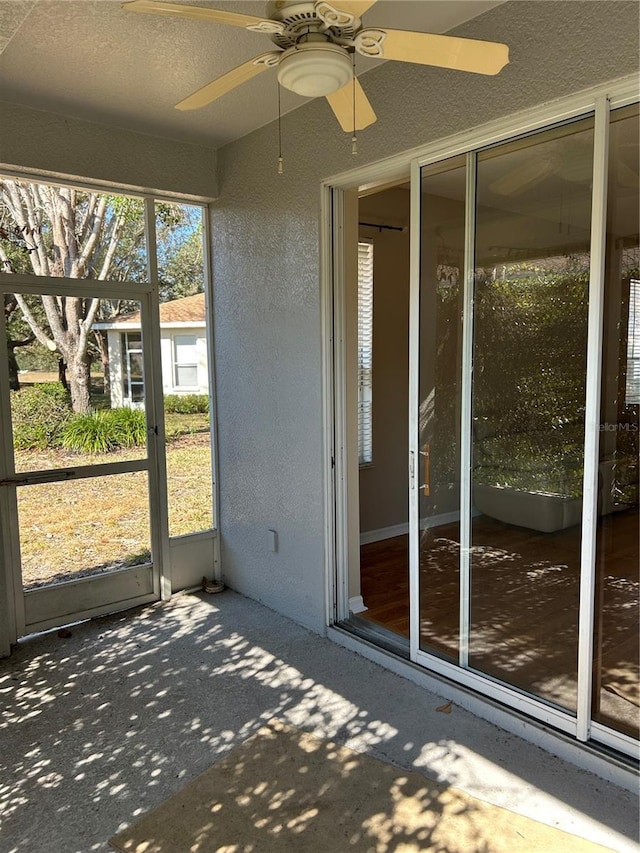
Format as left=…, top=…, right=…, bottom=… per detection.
left=0, top=0, right=503, bottom=148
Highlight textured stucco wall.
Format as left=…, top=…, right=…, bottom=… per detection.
left=0, top=101, right=217, bottom=200
left=212, top=1, right=639, bottom=634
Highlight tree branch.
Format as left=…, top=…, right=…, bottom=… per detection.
left=97, top=211, right=125, bottom=280
left=77, top=193, right=98, bottom=246
left=78, top=297, right=102, bottom=353
left=13, top=294, right=57, bottom=352
left=41, top=294, right=69, bottom=356
left=58, top=187, right=81, bottom=274
left=1, top=182, right=45, bottom=276
left=8, top=332, right=36, bottom=350
left=19, top=182, right=50, bottom=276
left=79, top=196, right=108, bottom=275
left=0, top=242, right=13, bottom=273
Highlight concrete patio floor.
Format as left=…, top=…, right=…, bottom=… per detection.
left=0, top=590, right=638, bottom=853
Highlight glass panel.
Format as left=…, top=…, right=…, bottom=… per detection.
left=176, top=365, right=198, bottom=387
left=155, top=203, right=214, bottom=537
left=0, top=178, right=147, bottom=282
left=17, top=471, right=151, bottom=590
left=175, top=334, right=198, bottom=359
left=418, top=156, right=466, bottom=661
left=155, top=202, right=204, bottom=301
left=129, top=351, right=144, bottom=384
left=166, top=442, right=214, bottom=538
left=470, top=118, right=594, bottom=711
left=9, top=296, right=148, bottom=472
left=592, top=104, right=639, bottom=739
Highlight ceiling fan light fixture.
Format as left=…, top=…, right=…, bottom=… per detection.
left=277, top=43, right=353, bottom=97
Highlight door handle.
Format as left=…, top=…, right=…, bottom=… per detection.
left=420, top=443, right=431, bottom=496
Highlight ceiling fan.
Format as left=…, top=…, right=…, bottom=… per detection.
left=123, top=0, right=510, bottom=132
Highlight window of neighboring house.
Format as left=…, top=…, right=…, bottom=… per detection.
left=174, top=334, right=199, bottom=388
left=627, top=278, right=640, bottom=405
left=358, top=240, right=374, bottom=465
left=121, top=331, right=144, bottom=402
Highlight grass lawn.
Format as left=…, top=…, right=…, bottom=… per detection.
left=16, top=432, right=213, bottom=589
left=11, top=375, right=213, bottom=588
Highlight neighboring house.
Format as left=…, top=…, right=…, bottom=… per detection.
left=94, top=293, right=208, bottom=407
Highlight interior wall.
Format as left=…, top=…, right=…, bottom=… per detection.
left=0, top=100, right=217, bottom=200
left=211, top=1, right=639, bottom=635
left=358, top=188, right=410, bottom=536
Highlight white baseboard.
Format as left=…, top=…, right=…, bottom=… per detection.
left=360, top=510, right=473, bottom=546
left=348, top=595, right=368, bottom=614
left=420, top=510, right=462, bottom=530
left=360, top=523, right=408, bottom=545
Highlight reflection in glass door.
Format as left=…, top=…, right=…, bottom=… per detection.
left=411, top=100, right=638, bottom=747
left=333, top=92, right=639, bottom=757
left=409, top=102, right=640, bottom=755
left=418, top=156, right=466, bottom=662
left=592, top=104, right=639, bottom=741
left=469, top=119, right=594, bottom=712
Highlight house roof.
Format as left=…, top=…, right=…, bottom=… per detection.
left=94, top=293, right=205, bottom=329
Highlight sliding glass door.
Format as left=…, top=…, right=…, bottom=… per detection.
left=591, top=104, right=639, bottom=743
left=469, top=119, right=594, bottom=713
left=409, top=99, right=639, bottom=754
left=417, top=156, right=466, bottom=663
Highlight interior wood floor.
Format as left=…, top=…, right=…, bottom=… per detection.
left=359, top=509, right=639, bottom=738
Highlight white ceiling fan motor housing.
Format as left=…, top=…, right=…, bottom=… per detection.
left=277, top=41, right=353, bottom=97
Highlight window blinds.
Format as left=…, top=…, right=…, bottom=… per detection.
left=358, top=241, right=374, bottom=464
left=174, top=334, right=198, bottom=388
left=626, top=278, right=640, bottom=405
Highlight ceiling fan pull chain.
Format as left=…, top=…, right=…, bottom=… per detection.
left=277, top=81, right=284, bottom=175
left=351, top=52, right=358, bottom=155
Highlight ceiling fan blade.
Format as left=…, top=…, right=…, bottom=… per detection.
left=314, top=0, right=376, bottom=27
left=356, top=28, right=509, bottom=76
left=122, top=0, right=275, bottom=30
left=326, top=78, right=377, bottom=132
left=175, top=52, right=280, bottom=111
left=330, top=1, right=377, bottom=17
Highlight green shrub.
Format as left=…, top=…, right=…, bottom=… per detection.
left=11, top=383, right=72, bottom=450
left=164, top=393, right=209, bottom=414
left=110, top=406, right=147, bottom=447
left=61, top=410, right=116, bottom=453
left=61, top=407, right=147, bottom=453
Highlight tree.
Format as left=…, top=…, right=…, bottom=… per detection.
left=0, top=181, right=147, bottom=412
left=4, top=295, right=34, bottom=390
left=1, top=209, right=40, bottom=390
left=157, top=211, right=204, bottom=301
